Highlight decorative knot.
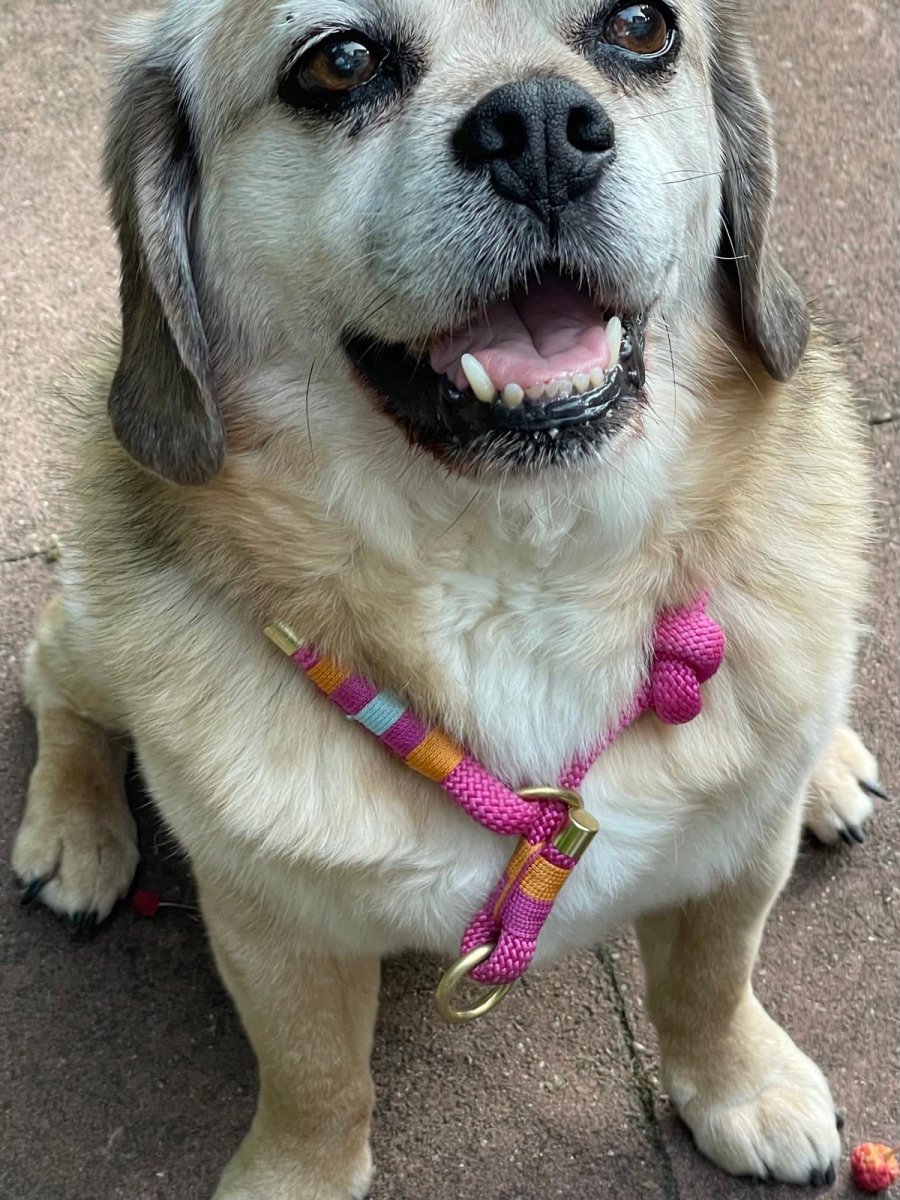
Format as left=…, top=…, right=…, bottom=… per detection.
left=647, top=593, right=725, bottom=725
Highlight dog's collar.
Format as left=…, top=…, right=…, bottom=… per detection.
left=264, top=594, right=725, bottom=1023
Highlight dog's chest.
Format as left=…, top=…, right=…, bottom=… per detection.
left=419, top=551, right=651, bottom=786
left=132, top=553, right=805, bottom=962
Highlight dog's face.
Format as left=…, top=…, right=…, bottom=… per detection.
left=105, top=0, right=808, bottom=487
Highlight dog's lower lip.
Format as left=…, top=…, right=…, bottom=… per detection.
left=438, top=369, right=627, bottom=432
left=341, top=312, right=647, bottom=473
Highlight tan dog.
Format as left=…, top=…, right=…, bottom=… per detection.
left=12, top=0, right=882, bottom=1195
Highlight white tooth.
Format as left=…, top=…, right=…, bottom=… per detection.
left=573, top=373, right=591, bottom=394
left=543, top=380, right=560, bottom=399
left=589, top=367, right=605, bottom=388
left=460, top=353, right=497, bottom=404
left=501, top=383, right=525, bottom=409
left=607, top=316, right=623, bottom=369
left=526, top=384, right=546, bottom=402
left=556, top=378, right=573, bottom=398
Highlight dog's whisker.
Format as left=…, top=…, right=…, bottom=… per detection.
left=435, top=491, right=481, bottom=541
left=704, top=324, right=766, bottom=402
left=304, top=358, right=318, bottom=476
left=660, top=311, right=679, bottom=433
left=661, top=166, right=738, bottom=186
left=719, top=220, right=748, bottom=334
left=621, top=101, right=715, bottom=123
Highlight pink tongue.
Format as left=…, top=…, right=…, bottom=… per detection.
left=430, top=275, right=610, bottom=393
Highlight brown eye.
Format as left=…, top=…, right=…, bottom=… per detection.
left=604, top=4, right=671, bottom=55
left=296, top=34, right=383, bottom=94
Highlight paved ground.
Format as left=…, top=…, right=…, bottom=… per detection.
left=1, top=3, right=897, bottom=1199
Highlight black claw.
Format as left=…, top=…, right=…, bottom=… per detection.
left=859, top=779, right=892, bottom=802
left=20, top=877, right=48, bottom=906
left=835, top=1111, right=845, bottom=1131
left=825, top=1164, right=836, bottom=1185
left=837, top=827, right=854, bottom=845
left=809, top=1168, right=826, bottom=1186
left=73, top=913, right=99, bottom=940
left=846, top=823, right=865, bottom=844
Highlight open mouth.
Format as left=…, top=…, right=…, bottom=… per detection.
left=342, top=266, right=647, bottom=472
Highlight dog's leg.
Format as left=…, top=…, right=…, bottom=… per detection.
left=203, top=883, right=379, bottom=1200
left=635, top=816, right=841, bottom=1187
left=804, top=725, right=883, bottom=845
left=13, top=593, right=138, bottom=925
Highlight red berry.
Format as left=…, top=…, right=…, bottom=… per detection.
left=131, top=889, right=161, bottom=918
left=852, top=1143, right=900, bottom=1194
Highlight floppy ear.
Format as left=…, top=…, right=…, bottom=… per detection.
left=105, top=47, right=224, bottom=484
left=710, top=2, right=809, bottom=381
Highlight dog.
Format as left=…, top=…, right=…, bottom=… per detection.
left=12, top=0, right=883, bottom=1195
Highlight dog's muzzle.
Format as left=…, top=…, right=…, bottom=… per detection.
left=342, top=77, right=647, bottom=474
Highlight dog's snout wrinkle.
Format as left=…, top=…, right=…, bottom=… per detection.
left=453, top=78, right=615, bottom=234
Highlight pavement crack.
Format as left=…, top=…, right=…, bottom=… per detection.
left=1, top=536, right=63, bottom=566
left=597, top=945, right=681, bottom=1200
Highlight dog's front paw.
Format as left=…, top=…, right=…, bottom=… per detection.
left=805, top=726, right=884, bottom=846
left=664, top=1003, right=841, bottom=1185
left=13, top=764, right=139, bottom=927
left=213, top=1137, right=372, bottom=1200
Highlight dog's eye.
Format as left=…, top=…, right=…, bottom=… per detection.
left=291, top=33, right=384, bottom=94
left=279, top=28, right=422, bottom=122
left=604, top=4, right=672, bottom=55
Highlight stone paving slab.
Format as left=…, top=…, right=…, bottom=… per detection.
left=0, top=0, right=132, bottom=559
left=373, top=953, right=674, bottom=1200
left=748, top=0, right=899, bottom=426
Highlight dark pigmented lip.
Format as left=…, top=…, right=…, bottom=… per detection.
left=341, top=314, right=647, bottom=474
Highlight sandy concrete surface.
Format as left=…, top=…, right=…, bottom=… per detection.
left=1, top=2, right=897, bottom=1198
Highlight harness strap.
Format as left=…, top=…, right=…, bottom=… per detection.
left=265, top=593, right=725, bottom=988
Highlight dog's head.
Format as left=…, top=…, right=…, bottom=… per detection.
left=105, top=0, right=808, bottom=486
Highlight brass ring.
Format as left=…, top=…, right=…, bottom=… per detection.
left=434, top=944, right=514, bottom=1025
left=517, top=785, right=583, bottom=809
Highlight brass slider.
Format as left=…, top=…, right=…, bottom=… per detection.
left=552, top=807, right=599, bottom=860
left=518, top=785, right=599, bottom=862
left=435, top=944, right=514, bottom=1025
left=264, top=621, right=302, bottom=657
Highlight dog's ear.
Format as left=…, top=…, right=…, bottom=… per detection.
left=710, top=2, right=809, bottom=381
left=105, top=44, right=224, bottom=484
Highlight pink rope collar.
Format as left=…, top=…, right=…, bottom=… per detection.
left=265, top=594, right=725, bottom=995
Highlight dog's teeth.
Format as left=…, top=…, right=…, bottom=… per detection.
left=573, top=373, right=591, bottom=394
left=526, top=384, right=546, bottom=402
left=501, top=383, right=525, bottom=409
left=589, top=367, right=605, bottom=388
left=460, top=354, right=497, bottom=404
left=544, top=380, right=561, bottom=399
left=607, top=316, right=623, bottom=369
left=556, top=378, right=573, bottom=398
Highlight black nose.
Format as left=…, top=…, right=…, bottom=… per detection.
left=453, top=77, right=615, bottom=233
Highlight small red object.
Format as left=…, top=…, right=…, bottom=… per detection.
left=132, top=889, right=161, bottom=918
left=851, top=1143, right=900, bottom=1194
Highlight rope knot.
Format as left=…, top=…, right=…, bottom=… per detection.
left=647, top=593, right=725, bottom=725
